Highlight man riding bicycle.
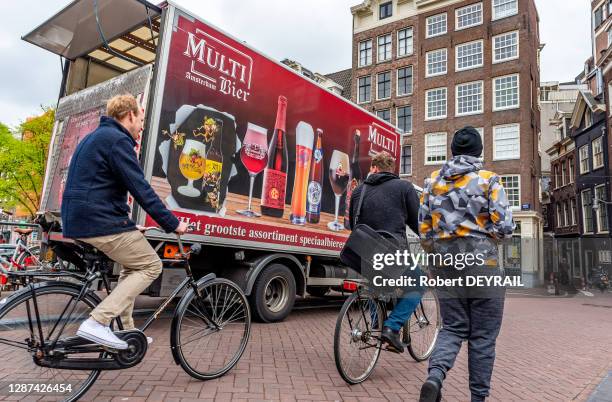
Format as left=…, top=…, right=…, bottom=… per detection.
left=61, top=94, right=188, bottom=350
left=348, top=151, right=423, bottom=352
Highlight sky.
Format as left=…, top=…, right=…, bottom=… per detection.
left=0, top=0, right=592, bottom=128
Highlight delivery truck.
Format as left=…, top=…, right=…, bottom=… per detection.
left=26, top=0, right=403, bottom=322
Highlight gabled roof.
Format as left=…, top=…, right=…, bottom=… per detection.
left=325, top=68, right=352, bottom=100
left=570, top=89, right=606, bottom=129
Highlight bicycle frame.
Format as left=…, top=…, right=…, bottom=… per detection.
left=343, top=282, right=433, bottom=352
left=0, top=229, right=218, bottom=356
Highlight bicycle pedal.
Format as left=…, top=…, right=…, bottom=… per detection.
left=384, top=345, right=404, bottom=354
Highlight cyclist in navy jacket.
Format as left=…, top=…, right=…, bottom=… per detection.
left=62, top=94, right=188, bottom=350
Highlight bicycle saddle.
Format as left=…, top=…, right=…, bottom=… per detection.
left=74, top=241, right=99, bottom=255
left=14, top=228, right=34, bottom=235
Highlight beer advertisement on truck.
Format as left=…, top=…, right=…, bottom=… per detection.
left=143, top=7, right=400, bottom=256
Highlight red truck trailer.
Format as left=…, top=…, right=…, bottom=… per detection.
left=26, top=0, right=402, bottom=322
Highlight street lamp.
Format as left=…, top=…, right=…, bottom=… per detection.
left=593, top=197, right=612, bottom=211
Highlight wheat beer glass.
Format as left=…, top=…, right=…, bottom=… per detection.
left=178, top=139, right=206, bottom=197
left=290, top=122, right=314, bottom=225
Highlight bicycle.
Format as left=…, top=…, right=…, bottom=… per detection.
left=0, top=227, right=251, bottom=401
left=333, top=279, right=441, bottom=384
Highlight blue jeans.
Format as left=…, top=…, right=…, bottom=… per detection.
left=383, top=267, right=425, bottom=331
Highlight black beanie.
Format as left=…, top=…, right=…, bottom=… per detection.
left=451, top=126, right=483, bottom=157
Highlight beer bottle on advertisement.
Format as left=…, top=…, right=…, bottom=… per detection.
left=344, top=130, right=362, bottom=229
left=261, top=96, right=289, bottom=218
left=203, top=131, right=223, bottom=211
left=306, top=129, right=324, bottom=224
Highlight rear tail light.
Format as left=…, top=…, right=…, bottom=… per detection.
left=342, top=281, right=358, bottom=292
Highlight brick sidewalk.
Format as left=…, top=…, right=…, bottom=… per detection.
left=83, top=294, right=612, bottom=402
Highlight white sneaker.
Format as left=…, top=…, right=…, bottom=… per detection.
left=77, top=318, right=129, bottom=350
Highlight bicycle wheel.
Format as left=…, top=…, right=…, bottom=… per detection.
left=0, top=283, right=102, bottom=401
left=334, top=291, right=384, bottom=384
left=171, top=278, right=251, bottom=380
left=405, top=288, right=441, bottom=362
left=16, top=245, right=41, bottom=268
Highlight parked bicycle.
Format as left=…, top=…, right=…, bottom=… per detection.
left=0, top=227, right=251, bottom=401
left=334, top=279, right=441, bottom=384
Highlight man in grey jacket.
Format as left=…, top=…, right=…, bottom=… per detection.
left=418, top=127, right=514, bottom=402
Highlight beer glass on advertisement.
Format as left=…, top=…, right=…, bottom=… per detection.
left=290, top=122, right=314, bottom=225
left=327, top=150, right=350, bottom=231
left=238, top=123, right=269, bottom=217
left=178, top=139, right=206, bottom=197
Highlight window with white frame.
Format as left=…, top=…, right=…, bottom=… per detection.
left=397, top=105, right=412, bottom=134
left=426, top=87, right=447, bottom=120
left=376, top=109, right=391, bottom=123
left=377, top=71, right=391, bottom=100
left=401, top=145, right=412, bottom=175
left=427, top=13, right=447, bottom=38
left=561, top=160, right=567, bottom=186
left=359, top=39, right=372, bottom=67
left=563, top=201, right=569, bottom=227
left=570, top=198, right=577, bottom=226
left=493, top=124, right=520, bottom=160
left=595, top=185, right=609, bottom=232
left=378, top=34, right=392, bottom=62
left=493, top=74, right=519, bottom=110
left=568, top=158, right=575, bottom=183
left=582, top=189, right=594, bottom=233
left=556, top=205, right=562, bottom=228
left=493, top=31, right=519, bottom=63
left=426, top=48, right=448, bottom=77
left=397, top=66, right=413, bottom=96
left=492, top=0, right=518, bottom=20
left=500, top=175, right=520, bottom=209
left=554, top=164, right=560, bottom=189
left=579, top=145, right=590, bottom=174
left=456, top=81, right=483, bottom=116
left=358, top=76, right=371, bottom=103
left=456, top=40, right=483, bottom=71
left=592, top=136, right=604, bottom=169
left=425, top=132, right=447, bottom=164
left=398, top=28, right=414, bottom=57
left=456, top=3, right=483, bottom=30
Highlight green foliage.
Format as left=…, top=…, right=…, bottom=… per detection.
left=0, top=108, right=55, bottom=218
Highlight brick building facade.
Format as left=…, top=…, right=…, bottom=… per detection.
left=350, top=0, right=543, bottom=280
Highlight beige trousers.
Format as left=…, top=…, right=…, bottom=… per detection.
left=79, top=230, right=162, bottom=329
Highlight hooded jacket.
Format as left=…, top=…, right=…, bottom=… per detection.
left=418, top=155, right=514, bottom=242
left=349, top=172, right=420, bottom=238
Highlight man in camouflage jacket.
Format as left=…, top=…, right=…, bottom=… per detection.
left=418, top=127, right=514, bottom=402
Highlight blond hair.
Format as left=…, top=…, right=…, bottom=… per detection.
left=106, top=94, right=139, bottom=121
left=371, top=151, right=396, bottom=173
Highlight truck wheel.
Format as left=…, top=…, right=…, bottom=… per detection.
left=307, top=286, right=331, bottom=297
left=250, top=264, right=296, bottom=323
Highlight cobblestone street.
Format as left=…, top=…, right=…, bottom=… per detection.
left=82, top=293, right=612, bottom=402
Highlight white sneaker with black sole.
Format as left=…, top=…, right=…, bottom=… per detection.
left=77, top=318, right=129, bottom=350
